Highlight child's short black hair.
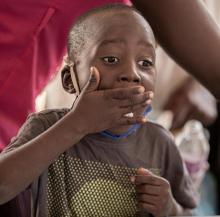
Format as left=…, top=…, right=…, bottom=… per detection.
left=67, top=3, right=142, bottom=61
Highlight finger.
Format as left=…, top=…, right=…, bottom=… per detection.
left=118, top=92, right=153, bottom=108
left=137, top=167, right=152, bottom=176
left=82, top=66, right=100, bottom=93
left=104, top=86, right=146, bottom=100
left=137, top=193, right=158, bottom=205
left=136, top=184, right=162, bottom=196
left=120, top=102, right=152, bottom=115
left=118, top=115, right=147, bottom=126
left=138, top=202, right=157, bottom=214
left=134, top=175, right=163, bottom=186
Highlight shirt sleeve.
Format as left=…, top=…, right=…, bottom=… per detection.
left=2, top=109, right=68, bottom=153
left=163, top=135, right=199, bottom=209
left=2, top=113, right=47, bottom=153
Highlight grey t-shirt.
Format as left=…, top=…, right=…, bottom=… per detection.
left=4, top=109, right=197, bottom=217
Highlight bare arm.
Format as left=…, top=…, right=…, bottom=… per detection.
left=132, top=0, right=220, bottom=99
left=0, top=111, right=85, bottom=204
left=164, top=76, right=217, bottom=130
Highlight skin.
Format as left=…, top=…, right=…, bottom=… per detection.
left=132, top=0, right=220, bottom=99
left=132, top=168, right=192, bottom=217
left=66, top=12, right=193, bottom=215
left=0, top=9, right=153, bottom=206
left=69, top=10, right=156, bottom=134
left=0, top=10, right=192, bottom=216
left=164, top=76, right=217, bottom=130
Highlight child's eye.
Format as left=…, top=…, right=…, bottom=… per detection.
left=138, top=59, right=153, bottom=67
left=102, top=56, right=119, bottom=64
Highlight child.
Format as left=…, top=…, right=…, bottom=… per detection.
left=0, top=4, right=197, bottom=217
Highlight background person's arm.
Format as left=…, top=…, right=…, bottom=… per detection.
left=132, top=0, right=220, bottom=99
left=164, top=76, right=217, bottom=130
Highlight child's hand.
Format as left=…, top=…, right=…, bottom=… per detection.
left=70, top=66, right=153, bottom=135
left=132, top=168, right=177, bottom=217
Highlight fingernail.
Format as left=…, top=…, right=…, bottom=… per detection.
left=138, top=87, right=145, bottom=93
left=139, top=167, right=149, bottom=173
left=130, top=176, right=136, bottom=183
left=149, top=91, right=154, bottom=99
left=146, top=99, right=152, bottom=104
left=90, top=66, right=95, bottom=72
left=141, top=117, right=147, bottom=123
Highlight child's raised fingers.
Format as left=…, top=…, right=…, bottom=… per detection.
left=118, top=92, right=151, bottom=108
left=104, top=86, right=145, bottom=100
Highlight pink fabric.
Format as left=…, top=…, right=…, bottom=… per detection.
left=0, top=0, right=130, bottom=150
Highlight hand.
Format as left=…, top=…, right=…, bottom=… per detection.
left=132, top=168, right=178, bottom=217
left=164, top=77, right=217, bottom=130
left=70, top=67, right=153, bottom=135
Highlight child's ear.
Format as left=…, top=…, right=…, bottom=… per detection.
left=61, top=65, right=76, bottom=94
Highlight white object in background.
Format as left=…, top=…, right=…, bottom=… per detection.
left=176, top=120, right=210, bottom=190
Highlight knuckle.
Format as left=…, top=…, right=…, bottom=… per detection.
left=120, top=90, right=127, bottom=98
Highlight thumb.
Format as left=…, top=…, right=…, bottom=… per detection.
left=83, top=66, right=100, bottom=93
left=137, top=168, right=152, bottom=176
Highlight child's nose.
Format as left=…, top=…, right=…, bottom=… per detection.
left=118, top=66, right=141, bottom=84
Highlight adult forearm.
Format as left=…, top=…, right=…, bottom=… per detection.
left=132, top=0, right=220, bottom=99
left=0, top=112, right=85, bottom=204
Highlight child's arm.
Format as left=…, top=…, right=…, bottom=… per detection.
left=0, top=67, right=152, bottom=204
left=132, top=168, right=194, bottom=217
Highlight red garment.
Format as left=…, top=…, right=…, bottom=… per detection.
left=0, top=0, right=129, bottom=150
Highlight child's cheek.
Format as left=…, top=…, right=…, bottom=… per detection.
left=142, top=79, right=155, bottom=92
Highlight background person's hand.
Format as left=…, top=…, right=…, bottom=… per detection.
left=70, top=66, right=153, bottom=135
left=132, top=168, right=178, bottom=217
left=164, top=77, right=217, bottom=130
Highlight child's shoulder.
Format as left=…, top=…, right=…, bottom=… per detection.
left=140, top=120, right=176, bottom=149
left=143, top=120, right=174, bottom=140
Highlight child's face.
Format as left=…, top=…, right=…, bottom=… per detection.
left=72, top=10, right=156, bottom=133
